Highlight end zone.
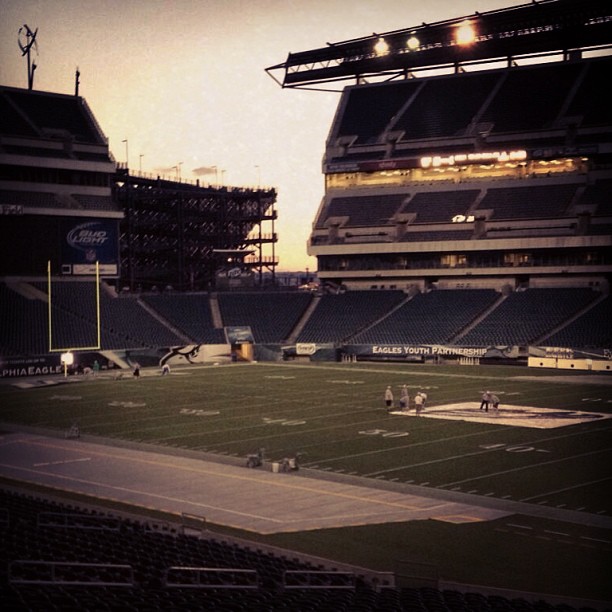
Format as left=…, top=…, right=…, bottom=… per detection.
left=390, top=402, right=611, bottom=429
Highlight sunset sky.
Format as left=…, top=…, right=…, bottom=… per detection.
left=1, top=0, right=517, bottom=271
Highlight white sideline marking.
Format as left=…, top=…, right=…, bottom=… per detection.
left=34, top=457, right=92, bottom=467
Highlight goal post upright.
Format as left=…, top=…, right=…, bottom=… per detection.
left=47, top=260, right=102, bottom=353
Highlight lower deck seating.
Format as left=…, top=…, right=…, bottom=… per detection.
left=0, top=489, right=591, bottom=612
left=457, top=288, right=600, bottom=346
left=0, top=282, right=607, bottom=356
left=351, top=289, right=499, bottom=345
left=297, top=290, right=406, bottom=343
left=217, top=292, right=313, bottom=343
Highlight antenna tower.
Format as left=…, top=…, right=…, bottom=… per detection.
left=18, top=24, right=38, bottom=90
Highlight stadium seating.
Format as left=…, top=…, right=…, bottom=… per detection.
left=402, top=229, right=473, bottom=242
left=2, top=89, right=104, bottom=144
left=217, top=292, right=313, bottom=343
left=475, top=184, right=578, bottom=220
left=457, top=288, right=600, bottom=346
left=296, top=291, right=406, bottom=343
left=0, top=488, right=595, bottom=612
left=316, top=194, right=408, bottom=229
left=351, top=289, right=499, bottom=345
left=401, top=190, right=480, bottom=224
left=0, top=189, right=60, bottom=209
left=335, top=80, right=422, bottom=145
left=0, top=284, right=48, bottom=356
left=71, top=194, right=119, bottom=211
left=393, top=71, right=500, bottom=140
left=477, top=62, right=583, bottom=133
left=543, top=294, right=612, bottom=349
left=142, top=293, right=226, bottom=344
left=564, top=57, right=612, bottom=128
left=35, top=281, right=186, bottom=350
left=577, top=179, right=612, bottom=217
left=1, top=281, right=609, bottom=356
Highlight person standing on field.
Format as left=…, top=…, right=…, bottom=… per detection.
left=384, top=385, right=394, bottom=410
left=490, top=394, right=500, bottom=413
left=399, top=385, right=409, bottom=411
left=480, top=391, right=492, bottom=412
left=414, top=392, right=424, bottom=416
left=418, top=391, right=427, bottom=410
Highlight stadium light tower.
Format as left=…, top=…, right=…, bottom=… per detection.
left=122, top=139, right=129, bottom=169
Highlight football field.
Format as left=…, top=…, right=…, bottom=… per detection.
left=1, top=362, right=611, bottom=600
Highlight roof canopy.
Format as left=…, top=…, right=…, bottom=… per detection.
left=266, top=0, right=612, bottom=90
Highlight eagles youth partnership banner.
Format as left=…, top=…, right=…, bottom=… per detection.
left=343, top=345, right=521, bottom=359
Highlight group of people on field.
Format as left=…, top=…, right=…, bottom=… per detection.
left=384, top=385, right=501, bottom=415
left=384, top=385, right=427, bottom=416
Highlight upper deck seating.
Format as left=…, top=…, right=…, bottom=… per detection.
left=3, top=89, right=102, bottom=143
left=336, top=80, right=422, bottom=144
left=0, top=190, right=60, bottom=209
left=394, top=72, right=499, bottom=140
left=565, top=57, right=612, bottom=127
left=72, top=195, right=118, bottom=211
left=0, top=93, right=38, bottom=137
left=478, top=62, right=582, bottom=133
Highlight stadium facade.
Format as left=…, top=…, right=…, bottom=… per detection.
left=293, top=1, right=612, bottom=296
left=0, top=86, right=278, bottom=291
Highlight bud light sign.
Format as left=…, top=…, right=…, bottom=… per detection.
left=62, top=218, right=118, bottom=274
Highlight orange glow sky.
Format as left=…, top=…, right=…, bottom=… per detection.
left=1, top=0, right=516, bottom=271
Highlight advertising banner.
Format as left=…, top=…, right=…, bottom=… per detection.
left=1, top=355, right=63, bottom=378
left=343, top=344, right=521, bottom=359
left=529, top=346, right=612, bottom=360
left=61, top=218, right=119, bottom=275
left=225, top=326, right=255, bottom=344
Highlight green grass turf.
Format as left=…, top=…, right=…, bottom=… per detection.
left=1, top=362, right=611, bottom=600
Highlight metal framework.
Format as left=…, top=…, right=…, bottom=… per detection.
left=266, top=0, right=612, bottom=90
left=114, top=171, right=277, bottom=292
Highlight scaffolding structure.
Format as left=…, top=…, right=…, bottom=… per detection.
left=114, top=169, right=278, bottom=292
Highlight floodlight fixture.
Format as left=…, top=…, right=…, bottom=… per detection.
left=406, top=34, right=420, bottom=51
left=455, top=20, right=476, bottom=46
left=374, top=37, right=389, bottom=56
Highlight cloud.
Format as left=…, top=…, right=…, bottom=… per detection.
left=154, top=166, right=177, bottom=174
left=192, top=166, right=218, bottom=176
